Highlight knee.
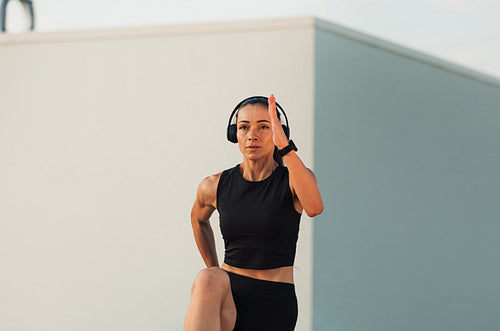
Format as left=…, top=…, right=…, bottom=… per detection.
left=191, top=267, right=230, bottom=297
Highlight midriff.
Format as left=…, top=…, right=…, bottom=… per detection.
left=221, top=263, right=294, bottom=284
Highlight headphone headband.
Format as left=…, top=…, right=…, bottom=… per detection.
left=226, top=96, right=290, bottom=143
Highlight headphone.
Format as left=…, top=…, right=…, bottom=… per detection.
left=227, top=96, right=290, bottom=143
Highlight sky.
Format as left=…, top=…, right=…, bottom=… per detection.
left=4, top=0, right=500, bottom=79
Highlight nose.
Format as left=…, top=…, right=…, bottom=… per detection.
left=247, top=126, right=258, bottom=140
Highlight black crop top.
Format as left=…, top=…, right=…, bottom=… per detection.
left=217, top=164, right=302, bottom=269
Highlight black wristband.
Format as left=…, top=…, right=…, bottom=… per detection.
left=278, top=140, right=298, bottom=157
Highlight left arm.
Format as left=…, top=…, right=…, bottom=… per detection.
left=282, top=151, right=323, bottom=217
left=269, top=94, right=324, bottom=217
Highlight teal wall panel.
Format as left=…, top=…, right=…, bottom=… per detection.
left=313, top=28, right=500, bottom=331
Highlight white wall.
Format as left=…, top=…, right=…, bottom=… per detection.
left=0, top=18, right=315, bottom=330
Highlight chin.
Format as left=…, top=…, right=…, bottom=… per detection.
left=245, top=151, right=273, bottom=161
left=244, top=154, right=261, bottom=161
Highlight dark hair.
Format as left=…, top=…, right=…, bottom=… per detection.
left=235, top=97, right=284, bottom=166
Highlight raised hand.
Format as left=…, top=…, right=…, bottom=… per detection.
left=268, top=94, right=289, bottom=149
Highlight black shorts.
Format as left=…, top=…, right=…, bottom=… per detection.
left=227, top=271, right=298, bottom=331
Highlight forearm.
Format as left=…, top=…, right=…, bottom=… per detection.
left=283, top=150, right=324, bottom=217
left=191, top=218, right=219, bottom=268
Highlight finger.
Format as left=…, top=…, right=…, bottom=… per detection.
left=268, top=94, right=278, bottom=118
left=269, top=94, right=275, bottom=110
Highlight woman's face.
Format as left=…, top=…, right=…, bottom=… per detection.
left=236, top=103, right=275, bottom=161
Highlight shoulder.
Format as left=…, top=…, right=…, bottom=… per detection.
left=197, top=172, right=222, bottom=205
left=196, top=165, right=238, bottom=208
left=200, top=173, right=222, bottom=190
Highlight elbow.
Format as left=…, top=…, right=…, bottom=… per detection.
left=305, top=201, right=324, bottom=218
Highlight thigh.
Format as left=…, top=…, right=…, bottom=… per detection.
left=228, top=272, right=298, bottom=331
left=246, top=284, right=298, bottom=330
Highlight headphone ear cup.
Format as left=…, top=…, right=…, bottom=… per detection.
left=227, top=124, right=238, bottom=143
left=282, top=125, right=290, bottom=140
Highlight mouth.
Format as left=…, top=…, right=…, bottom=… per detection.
left=246, top=146, right=261, bottom=149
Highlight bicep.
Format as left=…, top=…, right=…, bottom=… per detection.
left=191, top=175, right=219, bottom=223
left=191, top=199, right=216, bottom=224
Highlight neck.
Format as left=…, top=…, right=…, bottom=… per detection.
left=240, top=157, right=278, bottom=181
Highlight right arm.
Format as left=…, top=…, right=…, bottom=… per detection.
left=190, top=174, right=221, bottom=268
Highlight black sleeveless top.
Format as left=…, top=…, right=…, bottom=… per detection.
left=217, top=164, right=302, bottom=269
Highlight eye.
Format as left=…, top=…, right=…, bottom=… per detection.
left=260, top=125, right=269, bottom=130
left=238, top=125, right=248, bottom=130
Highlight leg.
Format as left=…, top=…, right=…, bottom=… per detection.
left=184, top=267, right=237, bottom=331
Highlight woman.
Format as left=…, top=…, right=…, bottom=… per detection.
left=183, top=95, right=323, bottom=331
